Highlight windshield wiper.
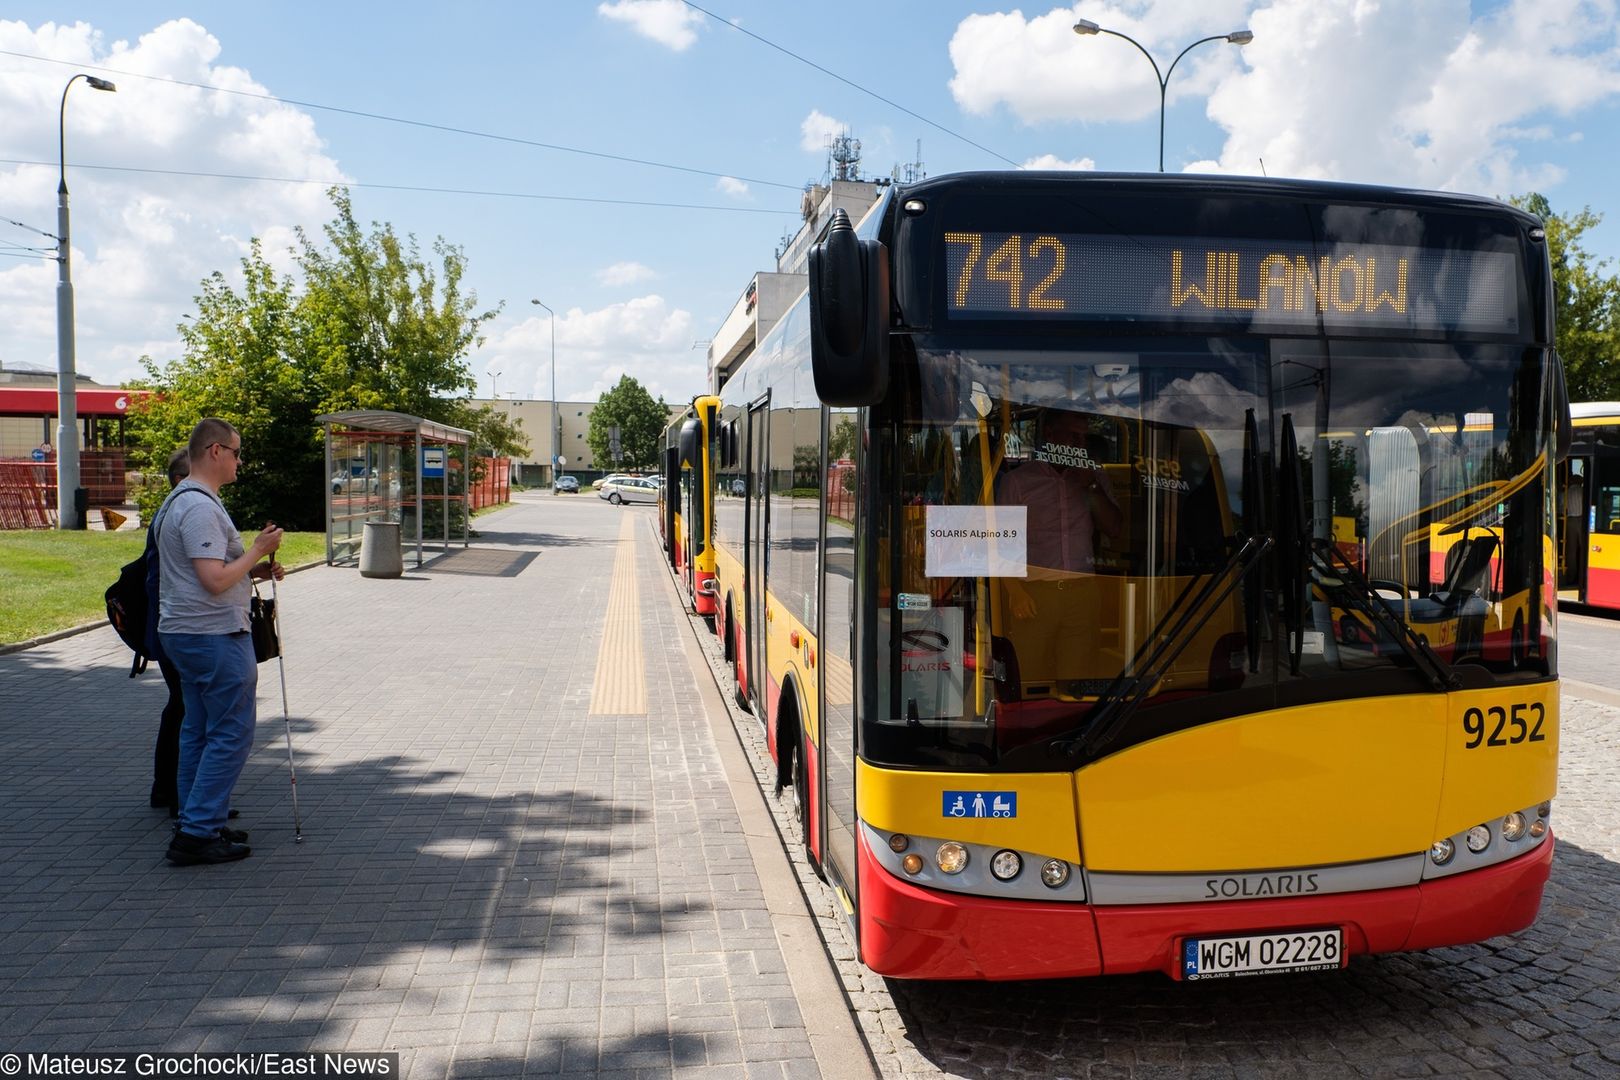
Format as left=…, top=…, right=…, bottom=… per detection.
left=1049, top=532, right=1272, bottom=763
left=1306, top=536, right=1460, bottom=691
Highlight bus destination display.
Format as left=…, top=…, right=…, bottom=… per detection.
left=942, top=231, right=1519, bottom=333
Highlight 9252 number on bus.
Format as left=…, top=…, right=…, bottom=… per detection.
left=1462, top=703, right=1545, bottom=749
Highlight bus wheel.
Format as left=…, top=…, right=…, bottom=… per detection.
left=792, top=728, right=821, bottom=876
left=1510, top=610, right=1526, bottom=667
left=732, top=622, right=751, bottom=713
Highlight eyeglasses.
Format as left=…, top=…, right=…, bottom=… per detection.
left=209, top=442, right=243, bottom=460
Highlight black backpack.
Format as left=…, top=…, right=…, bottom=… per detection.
left=105, top=489, right=206, bottom=678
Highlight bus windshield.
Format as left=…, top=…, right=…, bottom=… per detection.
left=870, top=334, right=1556, bottom=769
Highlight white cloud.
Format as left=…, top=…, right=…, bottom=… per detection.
left=0, top=17, right=347, bottom=384
left=800, top=109, right=845, bottom=153
left=597, top=0, right=704, bottom=51
left=948, top=2, right=1252, bottom=125
left=476, top=296, right=699, bottom=405
left=596, top=261, right=657, bottom=286
left=715, top=175, right=750, bottom=198
left=1189, top=0, right=1620, bottom=190
left=1022, top=154, right=1096, bottom=171
left=947, top=1, right=1620, bottom=192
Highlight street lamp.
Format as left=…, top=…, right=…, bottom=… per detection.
left=1072, top=20, right=1252, bottom=173
left=55, top=72, right=116, bottom=529
left=530, top=299, right=557, bottom=482
left=488, top=369, right=501, bottom=401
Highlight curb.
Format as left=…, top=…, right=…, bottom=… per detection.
left=0, top=558, right=326, bottom=657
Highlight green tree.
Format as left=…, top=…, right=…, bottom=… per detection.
left=297, top=189, right=498, bottom=419
left=589, top=376, right=668, bottom=470
left=130, top=189, right=504, bottom=529
left=128, top=240, right=314, bottom=527
left=1512, top=193, right=1620, bottom=401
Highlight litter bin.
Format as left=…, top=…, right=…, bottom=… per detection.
left=359, top=520, right=403, bottom=578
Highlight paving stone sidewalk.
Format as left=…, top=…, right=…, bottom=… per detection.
left=0, top=494, right=821, bottom=1079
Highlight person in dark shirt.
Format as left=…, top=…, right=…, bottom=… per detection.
left=149, top=448, right=190, bottom=817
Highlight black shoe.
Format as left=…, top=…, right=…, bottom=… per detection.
left=166, top=831, right=250, bottom=866
left=219, top=826, right=249, bottom=843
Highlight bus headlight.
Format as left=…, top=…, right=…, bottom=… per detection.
left=936, top=842, right=969, bottom=874
left=1529, top=819, right=1547, bottom=839
left=887, top=833, right=910, bottom=853
left=1429, top=838, right=1455, bottom=865
left=1465, top=825, right=1491, bottom=853
left=990, top=850, right=1022, bottom=881
left=1040, top=859, right=1070, bottom=887
left=901, top=854, right=924, bottom=875
left=1501, top=812, right=1527, bottom=842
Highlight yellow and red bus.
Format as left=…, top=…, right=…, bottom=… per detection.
left=1556, top=402, right=1620, bottom=609
left=708, top=172, right=1565, bottom=981
left=659, top=395, right=720, bottom=619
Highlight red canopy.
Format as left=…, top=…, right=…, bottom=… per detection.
left=0, top=386, right=149, bottom=418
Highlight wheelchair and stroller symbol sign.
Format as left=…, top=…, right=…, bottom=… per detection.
left=942, top=791, right=1017, bottom=818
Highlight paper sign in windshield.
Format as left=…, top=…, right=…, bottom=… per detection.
left=925, top=505, right=1027, bottom=578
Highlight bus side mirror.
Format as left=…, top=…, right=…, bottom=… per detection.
left=810, top=208, right=889, bottom=407
left=1553, top=351, right=1572, bottom=464
left=678, top=418, right=701, bottom=469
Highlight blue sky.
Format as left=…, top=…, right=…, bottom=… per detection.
left=3, top=1, right=1619, bottom=409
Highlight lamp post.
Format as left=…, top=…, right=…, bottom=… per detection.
left=530, top=299, right=557, bottom=483
left=55, top=72, right=117, bottom=529
left=488, top=369, right=501, bottom=401
left=1072, top=20, right=1251, bottom=173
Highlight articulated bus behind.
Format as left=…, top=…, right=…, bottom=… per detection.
left=708, top=172, right=1562, bottom=983
left=659, top=396, right=720, bottom=618
left=1557, top=402, right=1620, bottom=609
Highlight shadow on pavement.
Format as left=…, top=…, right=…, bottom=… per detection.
left=0, top=732, right=724, bottom=1072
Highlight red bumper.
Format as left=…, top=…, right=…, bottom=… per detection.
left=858, top=833, right=1554, bottom=981
left=694, top=571, right=717, bottom=616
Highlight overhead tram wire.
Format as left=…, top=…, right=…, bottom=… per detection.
left=678, top=0, right=1020, bottom=169
left=0, top=159, right=800, bottom=215
left=0, top=49, right=804, bottom=194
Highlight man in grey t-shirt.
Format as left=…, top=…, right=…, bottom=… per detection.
left=156, top=417, right=283, bottom=866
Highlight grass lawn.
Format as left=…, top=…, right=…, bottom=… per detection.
left=0, top=530, right=327, bottom=646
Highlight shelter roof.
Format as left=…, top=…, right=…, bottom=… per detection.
left=316, top=410, right=471, bottom=444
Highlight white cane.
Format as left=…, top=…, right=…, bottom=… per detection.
left=270, top=572, right=304, bottom=843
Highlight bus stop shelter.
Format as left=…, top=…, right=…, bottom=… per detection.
left=317, top=410, right=473, bottom=569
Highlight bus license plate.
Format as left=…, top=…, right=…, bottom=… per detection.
left=1182, top=929, right=1343, bottom=980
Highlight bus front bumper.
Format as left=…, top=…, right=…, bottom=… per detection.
left=858, top=831, right=1554, bottom=981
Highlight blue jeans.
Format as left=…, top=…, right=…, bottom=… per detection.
left=160, top=631, right=258, bottom=839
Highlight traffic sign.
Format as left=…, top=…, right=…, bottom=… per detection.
left=31, top=448, right=46, bottom=462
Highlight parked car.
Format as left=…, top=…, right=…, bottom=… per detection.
left=553, top=475, right=580, bottom=493
left=332, top=468, right=377, bottom=494
left=599, top=477, right=659, bottom=505
left=593, top=473, right=639, bottom=490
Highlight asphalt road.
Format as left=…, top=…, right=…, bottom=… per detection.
left=1557, top=604, right=1620, bottom=689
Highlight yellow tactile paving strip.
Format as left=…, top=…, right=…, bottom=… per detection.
left=590, top=512, right=647, bottom=714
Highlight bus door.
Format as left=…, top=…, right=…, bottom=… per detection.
left=662, top=445, right=679, bottom=565
left=683, top=461, right=699, bottom=602
left=821, top=408, right=861, bottom=906
left=746, top=396, right=771, bottom=713
left=1556, top=456, right=1588, bottom=594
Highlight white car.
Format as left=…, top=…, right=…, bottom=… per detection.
left=593, top=473, right=638, bottom=490
left=599, top=477, right=659, bottom=505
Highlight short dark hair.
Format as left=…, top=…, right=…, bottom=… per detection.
left=166, top=448, right=190, bottom=487
left=187, top=417, right=238, bottom=460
